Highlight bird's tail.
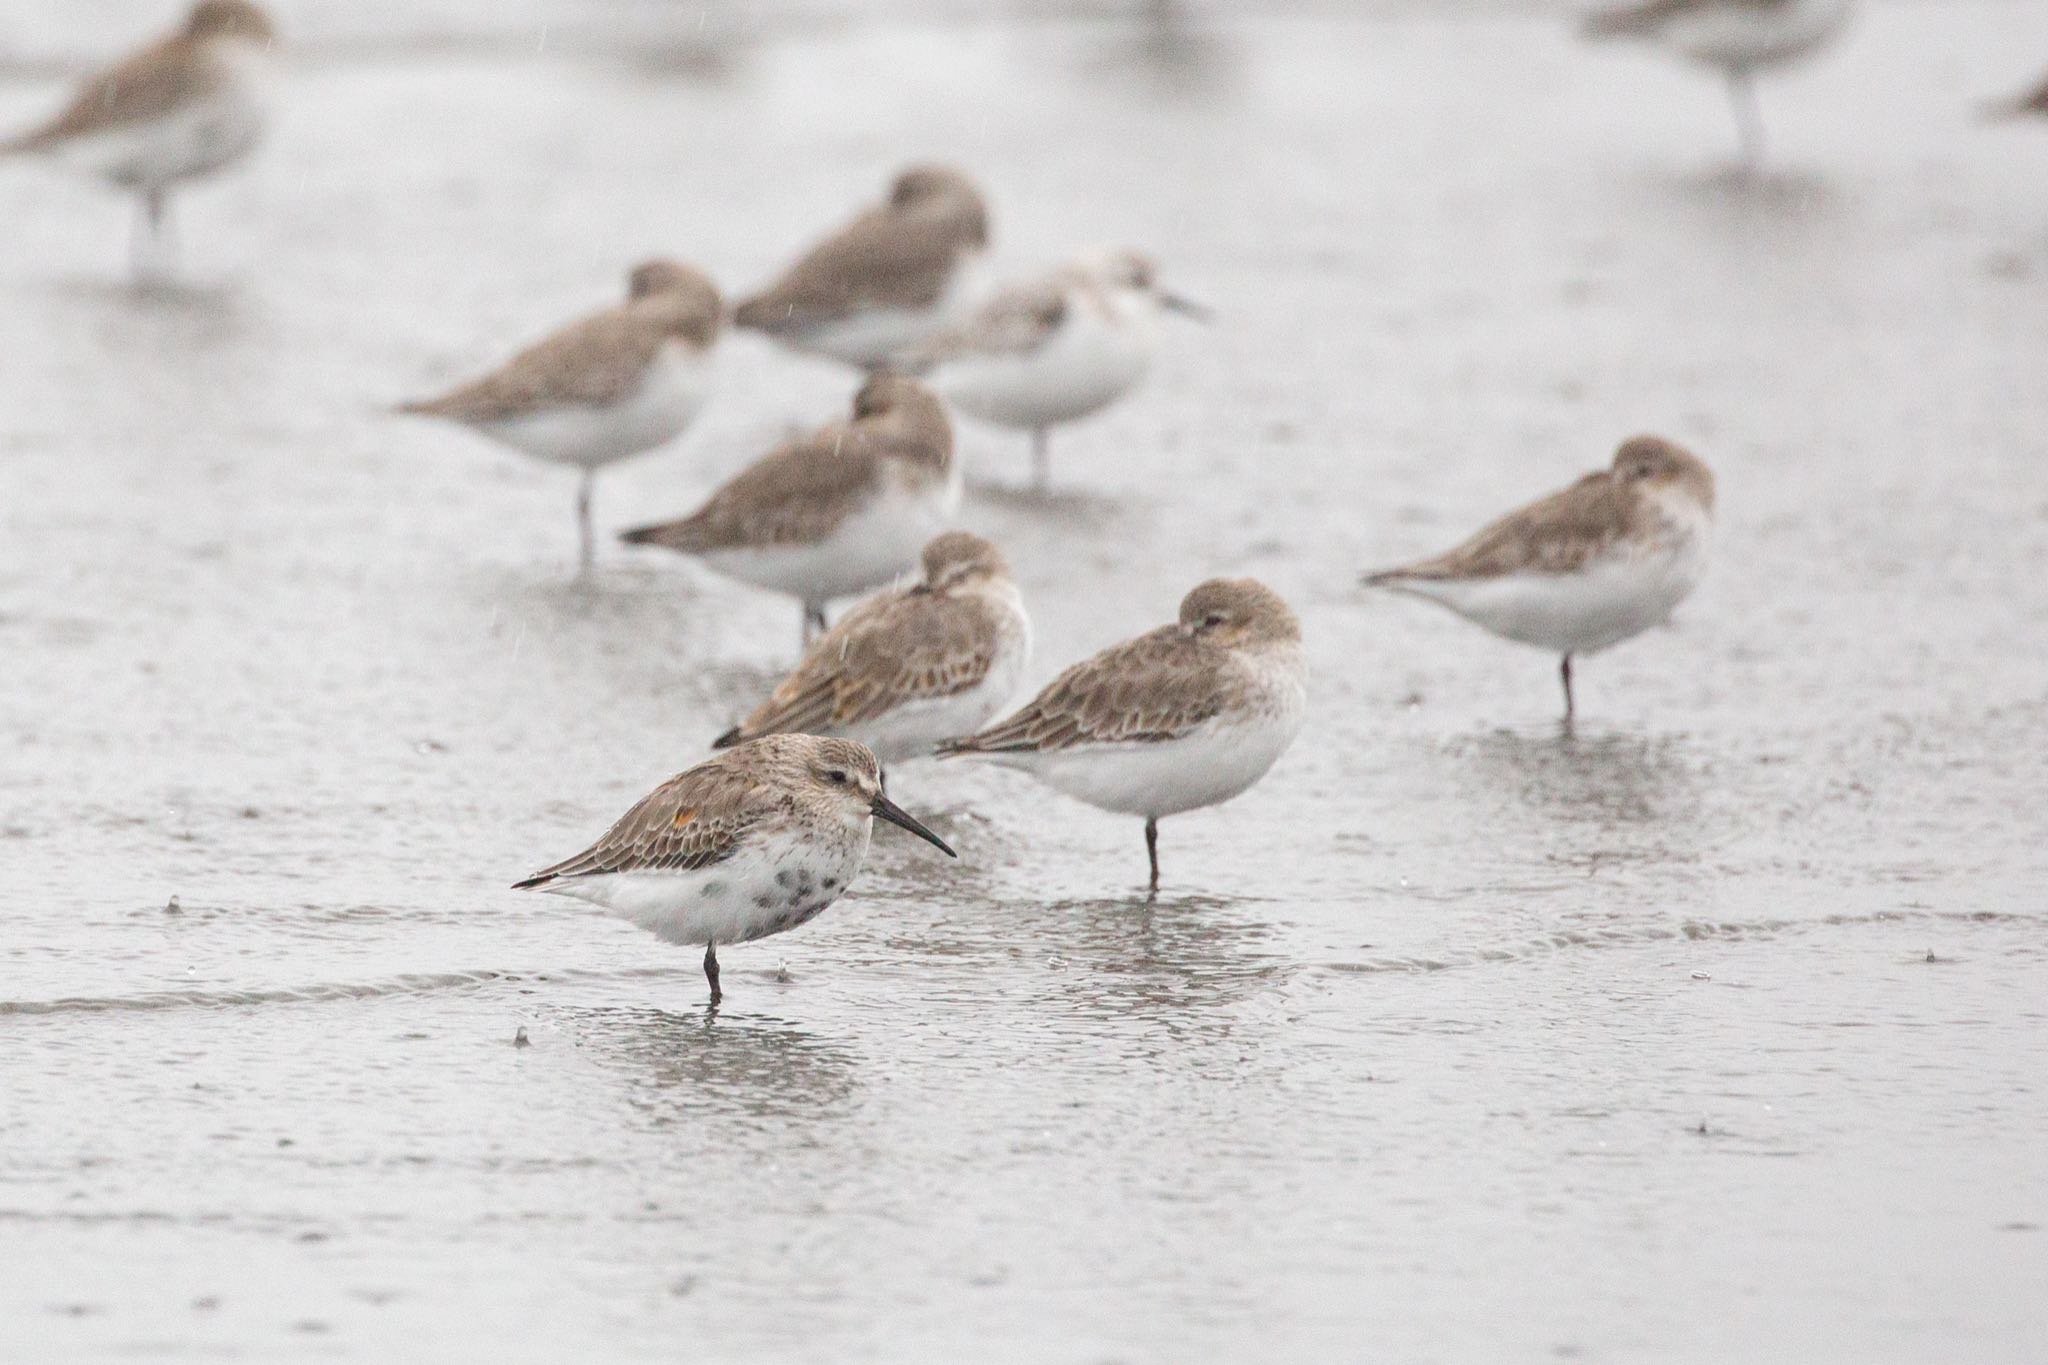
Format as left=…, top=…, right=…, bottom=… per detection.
left=618, top=520, right=695, bottom=551
left=710, top=725, right=743, bottom=750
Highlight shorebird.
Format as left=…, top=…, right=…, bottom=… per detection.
left=940, top=578, right=1306, bottom=893
left=398, top=260, right=722, bottom=573
left=621, top=373, right=961, bottom=646
left=1361, top=435, right=1715, bottom=723
left=731, top=165, right=990, bottom=371
left=902, top=248, right=1209, bottom=491
left=514, top=735, right=955, bottom=1005
left=712, top=532, right=1030, bottom=763
left=0, top=1, right=278, bottom=277
left=1580, top=0, right=1854, bottom=170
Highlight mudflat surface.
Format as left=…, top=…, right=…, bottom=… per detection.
left=2, top=4, right=2045, bottom=1360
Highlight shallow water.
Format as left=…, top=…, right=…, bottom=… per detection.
left=3, top=3, right=2047, bottom=1360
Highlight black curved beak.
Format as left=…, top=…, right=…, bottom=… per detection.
left=871, top=794, right=957, bottom=857
left=1160, top=292, right=1213, bottom=322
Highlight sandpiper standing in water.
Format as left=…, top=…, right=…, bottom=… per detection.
left=399, top=260, right=722, bottom=573
left=621, top=374, right=961, bottom=646
left=731, top=165, right=990, bottom=371
left=1580, top=0, right=1854, bottom=170
left=1361, top=435, right=1715, bottom=724
left=902, top=248, right=1209, bottom=491
left=513, top=736, right=955, bottom=1005
left=713, top=532, right=1031, bottom=763
left=940, top=579, right=1306, bottom=893
left=0, top=1, right=279, bottom=278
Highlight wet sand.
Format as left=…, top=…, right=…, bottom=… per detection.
left=2, top=3, right=2046, bottom=1360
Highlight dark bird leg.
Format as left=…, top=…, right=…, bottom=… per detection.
left=1145, top=817, right=1161, bottom=893
left=1030, top=427, right=1051, bottom=492
left=575, top=469, right=595, bottom=576
left=1725, top=65, right=1765, bottom=173
left=802, top=602, right=828, bottom=646
left=1559, top=654, right=1576, bottom=727
left=132, top=188, right=171, bottom=280
left=703, top=942, right=721, bottom=1005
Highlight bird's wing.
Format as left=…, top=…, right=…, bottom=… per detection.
left=6, top=38, right=225, bottom=150
left=513, top=761, right=772, bottom=886
left=399, top=309, right=661, bottom=422
left=620, top=423, right=888, bottom=553
left=1367, top=471, right=1632, bottom=582
left=901, top=280, right=1066, bottom=368
left=941, top=625, right=1222, bottom=753
left=727, top=590, right=1004, bottom=742
left=733, top=206, right=975, bottom=328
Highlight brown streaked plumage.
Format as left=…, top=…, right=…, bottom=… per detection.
left=1366, top=436, right=1715, bottom=585
left=731, top=165, right=989, bottom=367
left=941, top=579, right=1308, bottom=892
left=712, top=532, right=1030, bottom=762
left=1362, top=435, right=1716, bottom=723
left=943, top=579, right=1301, bottom=755
left=399, top=261, right=721, bottom=424
left=621, top=374, right=961, bottom=644
left=513, top=735, right=956, bottom=1005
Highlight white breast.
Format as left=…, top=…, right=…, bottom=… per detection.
left=699, top=457, right=962, bottom=607
left=934, top=290, right=1158, bottom=431
left=52, top=43, right=271, bottom=190
left=537, top=824, right=870, bottom=948
left=478, top=340, right=714, bottom=469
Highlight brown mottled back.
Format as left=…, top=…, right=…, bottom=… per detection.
left=716, top=534, right=1015, bottom=745
left=941, top=579, right=1299, bottom=754
left=620, top=375, right=953, bottom=553
left=732, top=165, right=989, bottom=330
left=398, top=261, right=720, bottom=423
left=1366, top=436, right=1714, bottom=582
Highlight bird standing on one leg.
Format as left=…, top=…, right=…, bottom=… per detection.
left=513, top=736, right=956, bottom=1007
left=1579, top=0, right=1854, bottom=173
left=0, top=1, right=279, bottom=281
left=398, top=260, right=722, bottom=575
left=940, top=579, right=1306, bottom=893
left=1362, top=436, right=1716, bottom=725
left=620, top=374, right=961, bottom=651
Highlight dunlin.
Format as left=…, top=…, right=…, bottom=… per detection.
left=620, top=373, right=961, bottom=645
left=731, top=165, right=990, bottom=371
left=713, top=532, right=1031, bottom=763
left=903, top=248, right=1209, bottom=491
left=1, top=1, right=278, bottom=277
left=513, top=735, right=955, bottom=1005
left=399, top=260, right=722, bottom=572
left=939, top=579, right=1306, bottom=892
left=1581, top=0, right=1854, bottom=169
left=1362, top=435, right=1715, bottom=722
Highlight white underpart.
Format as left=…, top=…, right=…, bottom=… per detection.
left=1654, top=0, right=1853, bottom=71
left=977, top=645, right=1307, bottom=821
left=836, top=582, right=1033, bottom=762
left=933, top=286, right=1160, bottom=432
left=787, top=253, right=990, bottom=370
left=539, top=817, right=871, bottom=948
left=45, top=40, right=272, bottom=191
left=474, top=340, right=714, bottom=469
left=697, top=457, right=963, bottom=608
left=1388, top=494, right=1712, bottom=656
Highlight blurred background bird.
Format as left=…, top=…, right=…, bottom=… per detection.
left=0, top=0, right=278, bottom=279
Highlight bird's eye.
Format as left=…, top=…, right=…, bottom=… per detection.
left=1203, top=613, right=1227, bottom=628
left=825, top=769, right=848, bottom=785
